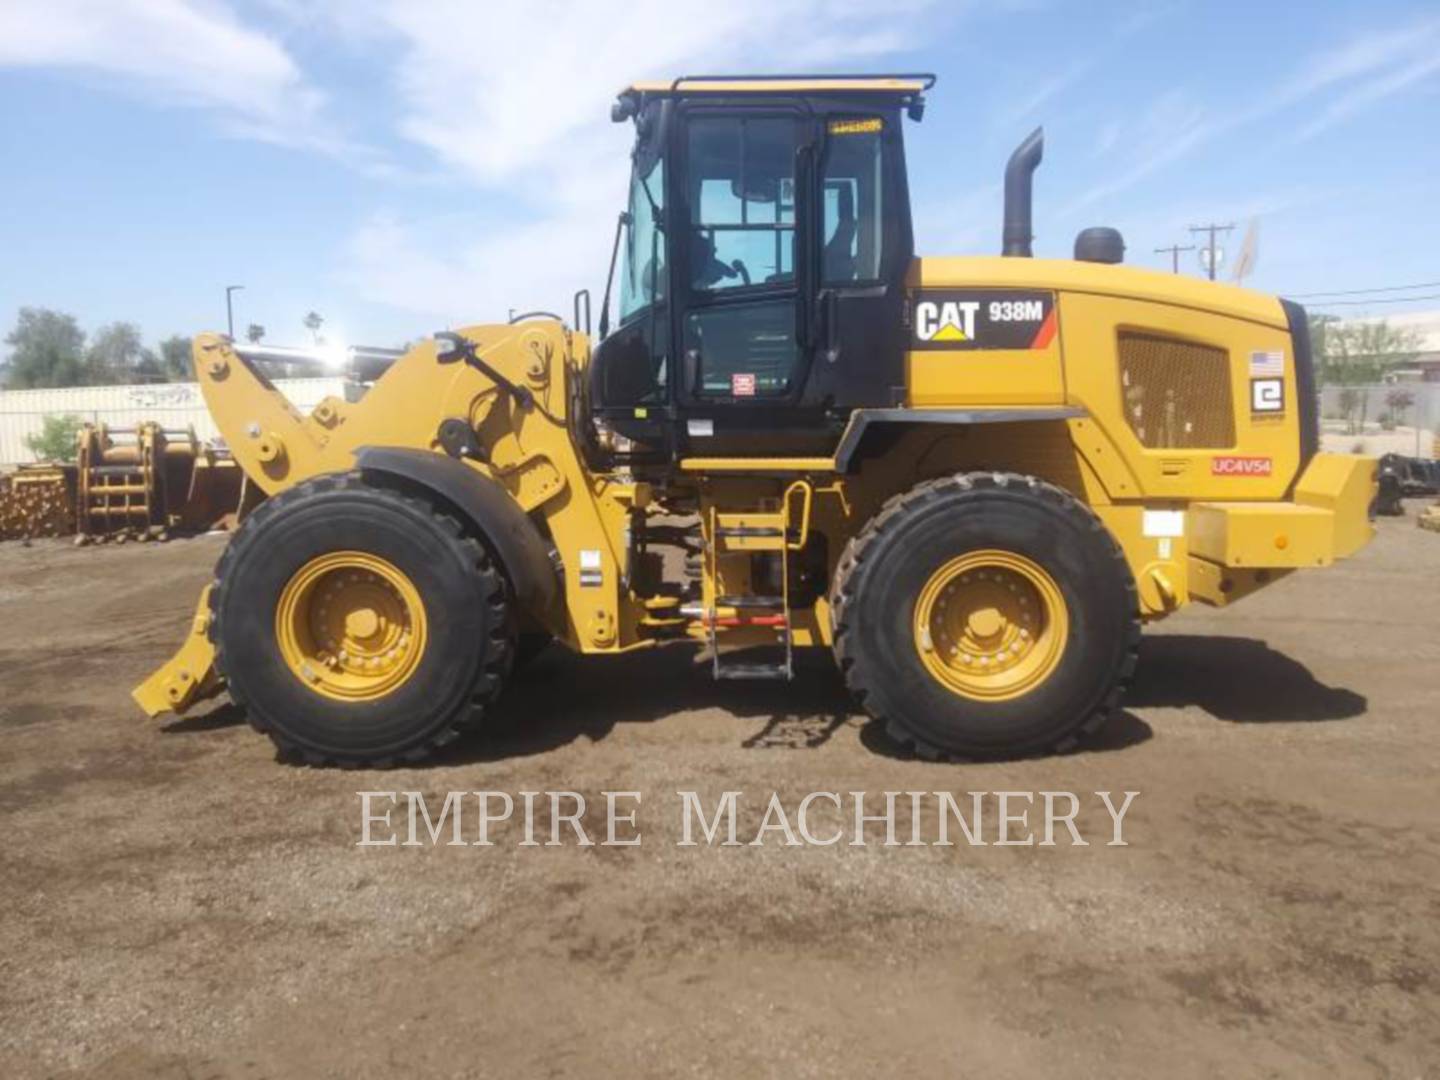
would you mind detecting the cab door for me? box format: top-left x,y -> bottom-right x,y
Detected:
809,110 -> 911,408
673,109 -> 813,411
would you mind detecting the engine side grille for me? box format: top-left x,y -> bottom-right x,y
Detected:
1118,333 -> 1235,449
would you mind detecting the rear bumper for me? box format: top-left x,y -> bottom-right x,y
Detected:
1187,452 -> 1375,605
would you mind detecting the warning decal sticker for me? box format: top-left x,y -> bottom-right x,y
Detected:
910,290 -> 1057,351
828,117 -> 884,135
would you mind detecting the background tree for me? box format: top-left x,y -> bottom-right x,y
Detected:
1337,387 -> 1363,435
1319,319 -> 1421,433
1320,319 -> 1421,387
157,335 -> 193,381
84,321 -> 157,384
246,323 -> 266,344
1307,313 -> 1338,385
303,311 -> 324,344
1383,386 -> 1416,431
2,307 -> 86,388
23,414 -> 84,463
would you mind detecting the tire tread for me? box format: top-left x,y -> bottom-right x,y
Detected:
830,471 -> 1141,760
209,471 -> 513,767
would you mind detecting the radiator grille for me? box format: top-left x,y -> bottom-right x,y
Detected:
1118,333 -> 1235,449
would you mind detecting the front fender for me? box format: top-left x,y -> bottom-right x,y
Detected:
354,446 -> 559,612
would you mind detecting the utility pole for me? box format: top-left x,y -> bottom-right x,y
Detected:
1154,244 -> 1196,274
1187,223 -> 1233,281
225,284 -> 245,338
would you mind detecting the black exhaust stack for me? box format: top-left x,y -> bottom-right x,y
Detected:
1001,127 -> 1044,257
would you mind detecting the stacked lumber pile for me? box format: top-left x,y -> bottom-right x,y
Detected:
0,465 -> 76,541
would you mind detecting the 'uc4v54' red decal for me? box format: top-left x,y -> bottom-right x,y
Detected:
1211,456 -> 1273,476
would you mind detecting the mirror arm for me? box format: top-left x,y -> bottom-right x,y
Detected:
433,332 -> 534,409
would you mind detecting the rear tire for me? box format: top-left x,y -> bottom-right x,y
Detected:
211,472 -> 513,766
831,472 -> 1139,759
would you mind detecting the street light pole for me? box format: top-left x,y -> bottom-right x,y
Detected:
225,284 -> 245,338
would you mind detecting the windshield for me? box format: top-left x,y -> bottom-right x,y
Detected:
618,155 -> 665,323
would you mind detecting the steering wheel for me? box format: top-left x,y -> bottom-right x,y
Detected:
729,259 -> 751,286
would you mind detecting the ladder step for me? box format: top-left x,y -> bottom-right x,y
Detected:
708,615 -> 787,628
715,525 -> 783,538
715,595 -> 785,609
714,662 -> 792,681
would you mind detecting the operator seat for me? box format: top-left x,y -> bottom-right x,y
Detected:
823,185 -> 858,281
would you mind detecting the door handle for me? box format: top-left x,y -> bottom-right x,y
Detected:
683,347 -> 701,393
819,289 -> 840,364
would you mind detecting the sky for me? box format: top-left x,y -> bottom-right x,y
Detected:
1,0 -> 1438,353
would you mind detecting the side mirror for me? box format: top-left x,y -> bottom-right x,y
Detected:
434,331 -> 466,363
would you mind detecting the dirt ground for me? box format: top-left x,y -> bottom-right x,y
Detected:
1,511 -> 1438,1079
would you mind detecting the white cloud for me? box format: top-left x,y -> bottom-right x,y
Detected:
1061,91 -> 1213,214
1092,118 -> 1122,158
333,0 -> 946,324
1062,15 -> 1440,214
996,58 -> 1094,129
365,0 -> 938,185
0,0 -> 954,328
1279,18 -> 1440,102
0,0 -> 347,153
915,182 -> 1001,257
1294,49 -> 1440,141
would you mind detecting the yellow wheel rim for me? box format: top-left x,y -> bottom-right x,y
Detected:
913,550 -> 1068,702
275,551 -> 428,702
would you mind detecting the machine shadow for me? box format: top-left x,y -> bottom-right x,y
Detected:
857,707 -> 1154,763
1128,634 -> 1367,723
160,633 -> 1365,766
435,643 -> 1151,767
160,702 -> 247,734
437,646 -> 858,765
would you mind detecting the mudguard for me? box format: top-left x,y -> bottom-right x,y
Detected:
355,446 -> 560,612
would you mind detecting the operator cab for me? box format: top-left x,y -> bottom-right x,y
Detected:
589,74 -> 932,460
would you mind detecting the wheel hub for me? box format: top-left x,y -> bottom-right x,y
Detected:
276,552 -> 428,701
914,550 -> 1068,700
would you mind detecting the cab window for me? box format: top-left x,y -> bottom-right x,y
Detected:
686,116 -> 796,292
821,119 -> 885,283
618,156 -> 665,322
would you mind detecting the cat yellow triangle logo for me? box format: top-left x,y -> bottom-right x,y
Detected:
914,299 -> 980,344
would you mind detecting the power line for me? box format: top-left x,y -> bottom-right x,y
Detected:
1289,280 -> 1440,299
1187,222 -> 1233,282
1305,293 -> 1440,307
1154,243 -> 1195,274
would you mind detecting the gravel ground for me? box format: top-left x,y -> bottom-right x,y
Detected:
1,510 -> 1437,1078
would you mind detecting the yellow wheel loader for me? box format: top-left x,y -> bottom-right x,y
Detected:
134,75 -> 1375,766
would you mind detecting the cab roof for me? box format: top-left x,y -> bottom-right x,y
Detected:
623,73 -> 936,96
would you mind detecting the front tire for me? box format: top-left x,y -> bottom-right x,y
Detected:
832,473 -> 1139,759
211,472 -> 513,766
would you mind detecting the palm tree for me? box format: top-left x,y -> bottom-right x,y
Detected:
245,323 -> 265,344
303,311 -> 324,344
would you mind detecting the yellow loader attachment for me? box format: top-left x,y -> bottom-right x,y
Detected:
132,586 -> 223,717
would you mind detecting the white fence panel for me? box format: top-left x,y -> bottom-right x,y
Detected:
0,378 -> 347,464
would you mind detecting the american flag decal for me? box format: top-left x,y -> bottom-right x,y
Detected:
1250,350 -> 1284,377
